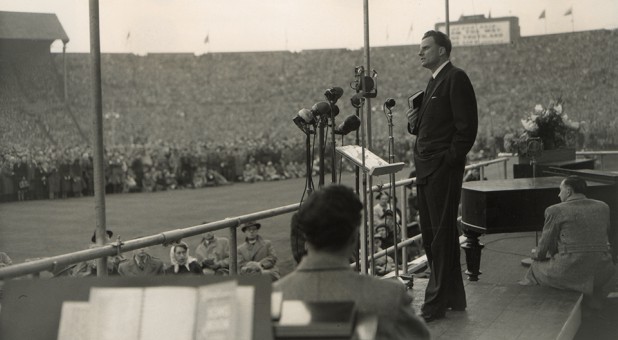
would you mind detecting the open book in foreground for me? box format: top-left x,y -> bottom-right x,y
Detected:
57,279 -> 254,340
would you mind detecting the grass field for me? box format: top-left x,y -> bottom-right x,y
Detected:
1,156 -> 611,278
1,165 -> 437,277
0,174 -> 311,277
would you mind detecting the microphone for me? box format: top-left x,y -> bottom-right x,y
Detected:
350,93 -> 365,108
293,108 -> 316,134
384,98 -> 396,110
334,114 -> 361,135
297,108 -> 315,124
311,101 -> 331,116
324,87 -> 344,103
311,101 -> 339,118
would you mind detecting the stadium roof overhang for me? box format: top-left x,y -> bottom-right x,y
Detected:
0,11 -> 69,44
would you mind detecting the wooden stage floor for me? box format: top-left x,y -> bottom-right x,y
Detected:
407,232 -> 618,340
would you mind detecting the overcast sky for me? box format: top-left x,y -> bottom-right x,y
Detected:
1,0 -> 616,54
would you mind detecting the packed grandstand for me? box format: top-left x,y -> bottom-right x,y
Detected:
1,18 -> 617,201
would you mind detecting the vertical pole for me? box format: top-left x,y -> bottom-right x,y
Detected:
62,43 -> 68,104
230,226 -> 238,274
359,104 -> 368,275
330,107 -> 337,184
89,0 -> 108,276
400,185 -> 408,274
445,0 -> 450,36
503,159 -> 508,179
363,0 -> 372,149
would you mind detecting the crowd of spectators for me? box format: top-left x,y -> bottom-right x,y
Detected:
1,29 -> 617,204
0,138 -> 307,202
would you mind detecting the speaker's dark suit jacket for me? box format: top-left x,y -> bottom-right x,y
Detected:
408,62 -> 478,181
408,61 -> 478,315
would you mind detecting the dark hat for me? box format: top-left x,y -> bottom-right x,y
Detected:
241,221 -> 261,232
374,223 -> 389,233
91,230 -> 113,243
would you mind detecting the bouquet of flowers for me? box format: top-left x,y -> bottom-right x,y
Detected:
504,98 -> 582,157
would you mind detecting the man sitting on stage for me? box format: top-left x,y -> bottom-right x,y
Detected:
520,175 -> 616,307
274,184 -> 430,339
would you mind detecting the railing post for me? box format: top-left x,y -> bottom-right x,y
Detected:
480,166 -> 485,181
230,224 -> 238,275
503,159 -> 508,179
400,185 -> 408,274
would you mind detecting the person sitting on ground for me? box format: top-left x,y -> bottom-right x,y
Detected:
118,243 -> 165,276
195,231 -> 230,275
375,223 -> 394,251
70,230 -> 125,277
274,184 -> 430,339
237,221 -> 280,281
519,175 -> 616,308
165,242 -> 202,275
372,234 -> 395,276
0,252 -> 12,268
372,191 -> 392,226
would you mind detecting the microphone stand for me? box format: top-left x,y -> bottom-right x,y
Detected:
304,129 -> 314,195
328,101 -> 337,184
317,116 -> 326,188
384,104 -> 399,277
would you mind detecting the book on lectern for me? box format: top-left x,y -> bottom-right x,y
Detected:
336,145 -> 405,176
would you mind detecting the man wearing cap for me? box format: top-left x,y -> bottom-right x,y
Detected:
70,230 -> 125,277
118,245 -> 165,276
237,221 -> 280,281
195,231 -> 230,275
274,185 -> 430,339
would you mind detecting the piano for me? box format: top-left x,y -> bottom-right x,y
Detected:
460,168 -> 618,281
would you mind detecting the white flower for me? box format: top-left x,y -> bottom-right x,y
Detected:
554,103 -> 563,114
566,120 -> 580,129
534,104 -> 544,113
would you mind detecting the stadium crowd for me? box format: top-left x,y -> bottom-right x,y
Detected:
1,29 -> 616,202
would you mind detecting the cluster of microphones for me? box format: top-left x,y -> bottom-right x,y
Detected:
293,86 -> 396,136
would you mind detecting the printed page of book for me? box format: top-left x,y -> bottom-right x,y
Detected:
236,285 -> 255,340
194,280 -> 238,340
139,286 -> 198,340
57,301 -> 91,340
88,287 -> 144,340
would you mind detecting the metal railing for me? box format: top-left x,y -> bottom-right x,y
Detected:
0,157 -> 510,281
576,150 -> 618,170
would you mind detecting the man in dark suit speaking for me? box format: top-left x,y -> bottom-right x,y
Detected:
406,30 -> 478,322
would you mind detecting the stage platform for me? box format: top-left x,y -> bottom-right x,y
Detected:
407,232 -> 618,340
